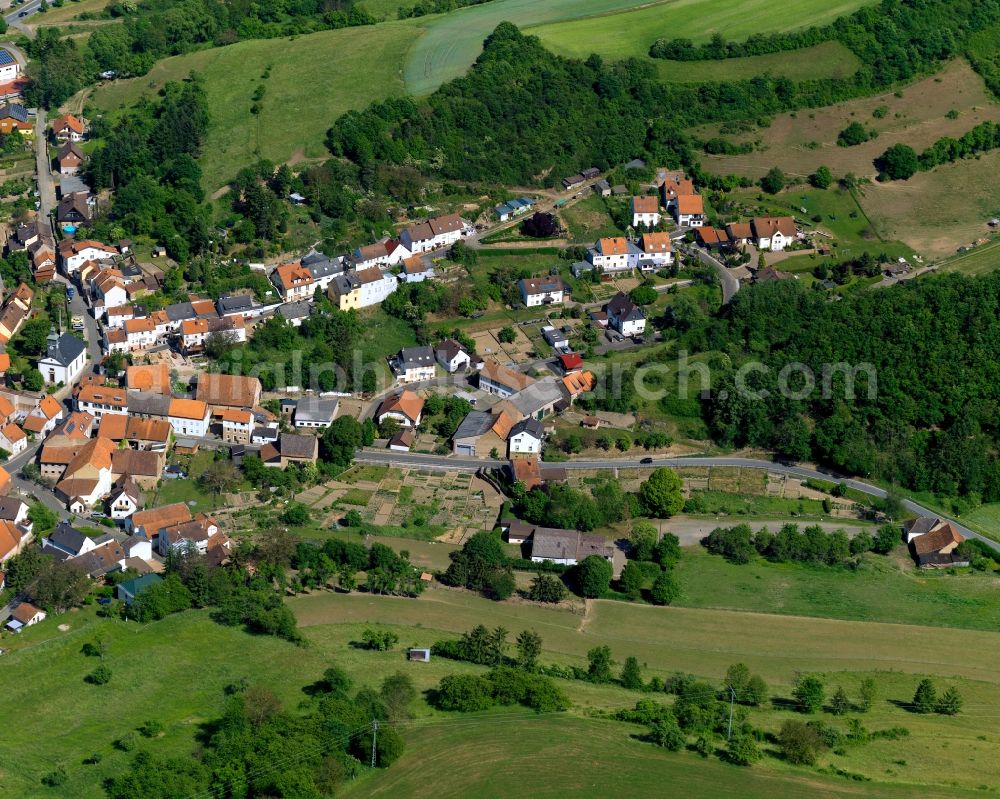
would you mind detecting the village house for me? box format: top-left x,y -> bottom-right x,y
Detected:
293,398 -> 339,430
518,275 -> 565,307
38,330 -> 87,385
52,437 -> 116,509
0,496 -> 30,532
122,317 -> 158,351
271,262 -> 315,303
7,601 -> 46,632
904,518 -> 970,568
104,305 -> 135,329
23,394 -> 66,437
117,573 -> 163,605
605,292 -> 647,338
302,253 -> 349,293
392,346 -> 436,383
561,370 -> 596,403
0,49 -> 19,85
375,390 -> 424,428
673,194 -> 706,227
399,213 -> 465,254
108,475 -> 144,519
726,222 -> 754,246
180,316 -> 246,354
127,502 -> 193,538
478,358 -> 534,398
167,398 -> 210,438
353,238 -> 411,269
75,384 -> 128,419
0,517 -> 31,565
0,103 -> 30,136
751,216 -> 797,251
58,141 -> 84,175
530,527 -> 615,566
112,449 -> 164,491
52,113 -> 85,142
388,428 -> 415,452
509,378 -> 566,420
435,339 -> 471,373
328,267 -> 398,311
399,255 -> 435,283
587,236 -> 640,273
1,421 -> 30,456
452,409 -> 515,457
196,373 -> 262,411
260,433 -> 319,468
57,192 -> 91,229
220,408 -> 253,444
631,195 -> 661,228
60,239 -> 115,275
638,232 -> 673,269
508,417 -> 544,456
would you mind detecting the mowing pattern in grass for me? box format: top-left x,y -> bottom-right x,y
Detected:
527,0 -> 875,61
654,41 -> 860,83
674,547 -> 1000,631
87,23 -> 414,191
402,0 -> 664,96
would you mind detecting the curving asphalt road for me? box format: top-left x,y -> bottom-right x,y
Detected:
353,449 -> 997,552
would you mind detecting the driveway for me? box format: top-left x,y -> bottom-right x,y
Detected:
33,108 -> 55,226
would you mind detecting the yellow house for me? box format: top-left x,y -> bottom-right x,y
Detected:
328,272 -> 363,311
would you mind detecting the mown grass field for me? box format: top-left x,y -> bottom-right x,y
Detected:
340,713 -> 984,799
675,547 -> 1000,631
527,0 -> 873,61
85,23 -> 415,191
401,0 -> 661,96
655,41 -> 860,83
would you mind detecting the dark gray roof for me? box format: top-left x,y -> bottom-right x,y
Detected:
127,390 -> 171,417
301,251 -> 330,267
42,332 -> 86,367
305,258 -> 344,281
606,292 -> 644,322
435,339 -> 467,361
453,411 -> 496,441
510,417 -> 544,439
164,302 -> 196,322
253,426 -> 279,441
217,295 -> 253,313
278,301 -> 311,321
399,346 -> 434,369
531,528 -> 614,562
295,398 -> 338,423
45,521 -> 89,557
0,103 -> 28,122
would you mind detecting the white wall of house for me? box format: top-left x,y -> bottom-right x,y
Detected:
169,413 -> 209,438
508,432 -> 541,455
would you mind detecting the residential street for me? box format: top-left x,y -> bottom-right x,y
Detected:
690,246 -> 740,304
33,108 -> 55,225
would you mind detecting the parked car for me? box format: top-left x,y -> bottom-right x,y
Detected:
163,465 -> 187,480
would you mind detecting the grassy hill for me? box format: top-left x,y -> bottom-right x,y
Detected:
654,41 -> 861,83
4,585 -> 1000,797
86,23 -> 416,192
526,0 -> 874,61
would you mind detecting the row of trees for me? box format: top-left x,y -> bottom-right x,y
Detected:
876,119 -> 1000,181
702,523 -> 900,566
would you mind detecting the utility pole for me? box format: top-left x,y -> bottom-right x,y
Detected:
370,719 -> 378,768
726,685 -> 736,740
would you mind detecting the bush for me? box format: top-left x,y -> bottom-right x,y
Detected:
528,573 -> 566,603
572,555 -> 612,598
837,122 -> 870,147
650,715 -> 686,751
649,570 -> 680,606
727,735 -> 761,765
793,675 -> 825,714
875,144 -> 919,180
86,664 -> 112,685
434,674 -> 495,712
912,678 -> 936,713
778,719 -> 825,765
41,767 -> 68,787
760,167 -> 786,194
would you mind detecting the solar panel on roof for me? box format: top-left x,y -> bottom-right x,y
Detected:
0,50 -> 15,67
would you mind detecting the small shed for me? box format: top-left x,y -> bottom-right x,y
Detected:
408,648 -> 431,662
